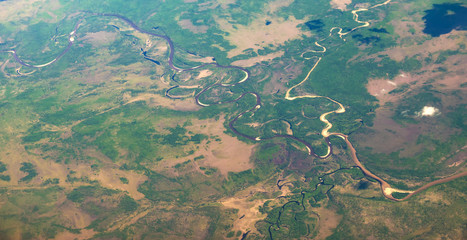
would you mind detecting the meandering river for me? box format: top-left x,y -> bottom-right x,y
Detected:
2,1 -> 465,203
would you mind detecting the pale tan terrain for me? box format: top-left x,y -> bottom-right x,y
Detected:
186,117 -> 255,176
330,0 -> 352,11
0,0 -> 61,23
196,69 -> 213,79
361,10 -> 467,156
231,51 -> 284,67
218,15 -> 310,58
266,0 -> 294,13
366,72 -> 418,105
82,31 -> 119,47
364,52 -> 466,156
385,31 -> 466,62
221,175 -> 281,234
0,139 -> 149,201
0,141 -> 69,186
126,93 -> 201,111
177,19 -> 209,34
91,168 -> 147,200
213,0 -> 308,58
57,201 -> 95,229
52,229 -> 96,240
222,197 -> 268,234
314,206 -> 342,240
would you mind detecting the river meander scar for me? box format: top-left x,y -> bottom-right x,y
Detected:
2,0 -> 465,202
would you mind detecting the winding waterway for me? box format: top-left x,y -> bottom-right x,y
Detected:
2,0 -> 465,205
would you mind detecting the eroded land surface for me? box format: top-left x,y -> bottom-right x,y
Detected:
0,0 -> 465,239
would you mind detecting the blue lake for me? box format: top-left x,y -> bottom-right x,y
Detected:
422,3 -> 467,37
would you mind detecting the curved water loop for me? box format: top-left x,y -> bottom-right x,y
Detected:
1,18 -> 81,69
3,1 -> 465,202
283,0 -> 465,201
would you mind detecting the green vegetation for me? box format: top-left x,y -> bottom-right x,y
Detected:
391,192 -> 409,199
0,0 -> 465,239
226,231 -> 235,238
0,187 -> 64,239
19,162 -> 38,183
0,162 -> 7,173
119,177 -> 129,184
0,162 -> 9,182
329,177 -> 467,239
0,175 -> 10,182
119,195 -> 138,212
42,178 -> 59,185
67,185 -> 118,203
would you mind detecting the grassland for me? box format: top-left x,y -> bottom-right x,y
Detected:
0,0 -> 465,239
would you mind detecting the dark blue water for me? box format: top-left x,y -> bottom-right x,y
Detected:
352,34 -> 380,44
356,180 -> 370,190
369,28 -> 388,33
422,3 -> 467,37
305,19 -> 324,31
145,57 -> 160,65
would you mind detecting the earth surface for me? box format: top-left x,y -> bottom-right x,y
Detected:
0,0 -> 466,239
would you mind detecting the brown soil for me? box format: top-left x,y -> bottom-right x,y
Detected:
221,175 -> 282,234
0,137 -> 148,210
266,0 -> 294,13
81,31 -> 118,47
427,55 -> 467,90
107,199 -> 154,231
178,19 -> 209,34
222,197 -> 268,234
231,51 -> 284,67
360,71 -> 425,153
366,73 -> 417,105
384,30 -> 465,62
126,93 -> 201,111
0,142 -> 31,185
330,0 -> 352,11
57,201 -> 94,229
314,206 -> 342,240
0,0 -> 61,23
390,15 -> 426,44
0,141 -> 70,186
355,108 -> 423,155
152,116 -> 255,177
216,15 -> 310,58
52,229 -> 96,240
70,51 -> 154,85
263,61 -> 304,95
0,86 -> 5,99
91,168 -> 147,200
364,49 -> 466,155
196,69 -> 213,79
185,116 -> 255,176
